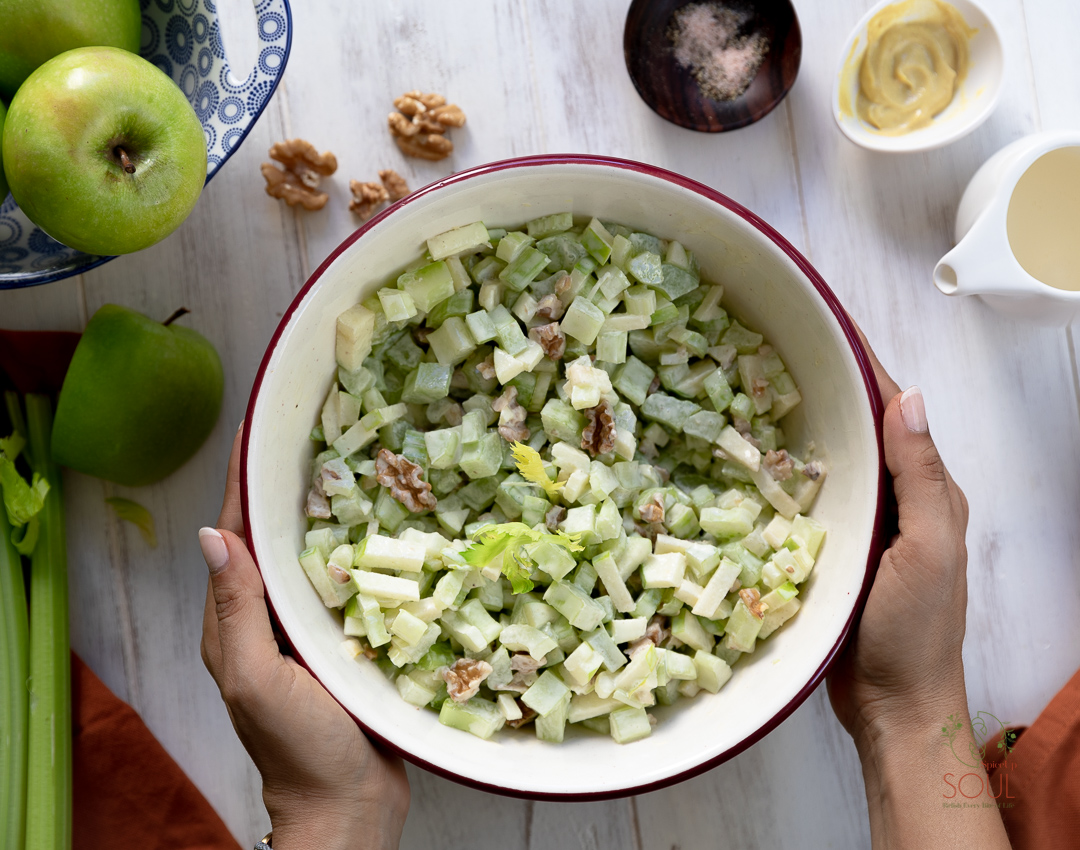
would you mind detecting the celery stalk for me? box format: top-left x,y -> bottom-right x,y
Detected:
0,507 -> 28,849
23,395 -> 71,850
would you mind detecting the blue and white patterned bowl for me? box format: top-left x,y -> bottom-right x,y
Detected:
0,0 -> 292,290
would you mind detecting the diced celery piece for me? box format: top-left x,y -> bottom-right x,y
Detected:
401,362 -> 453,403
790,515 -> 826,557
427,221 -> 491,260
540,398 -> 584,443
471,255 -> 506,284
595,331 -> 628,364
544,581 -> 606,631
625,250 -> 662,286
439,697 -> 505,739
684,410 -> 726,443
378,288 -> 418,323
672,610 -> 714,652
650,263 -> 697,301
641,552 -> 686,589
335,304 -> 375,372
722,320 -> 764,354
527,212 -> 573,239
427,316 -> 477,366
424,427 -> 462,470
640,392 -> 700,431
581,217 -> 614,264
583,626 -> 626,672
499,246 -> 550,291
457,431 -> 502,480
693,650 -> 732,693
397,671 -> 437,707
560,297 -> 606,344
351,570 -> 420,602
535,693 -> 571,742
400,260 -> 456,312
500,624 -> 558,660
521,670 -> 571,716
563,641 -> 604,685
465,310 -> 497,344
427,288 -> 474,327
536,234 -> 587,272
723,598 -> 764,652
355,535 -> 426,572
390,609 -> 429,645
611,234 -> 634,269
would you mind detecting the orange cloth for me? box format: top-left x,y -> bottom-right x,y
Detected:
986,666 -> 1080,849
72,654 -> 242,850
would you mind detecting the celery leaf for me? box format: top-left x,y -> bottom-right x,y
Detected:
510,442 -> 563,499
0,455 -> 49,528
461,521 -> 583,595
106,497 -> 158,548
0,432 -> 26,462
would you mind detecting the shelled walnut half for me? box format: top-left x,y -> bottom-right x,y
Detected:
387,90 -> 466,161
261,139 -> 338,210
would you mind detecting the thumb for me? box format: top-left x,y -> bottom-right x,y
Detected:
883,386 -> 954,541
199,526 -> 280,693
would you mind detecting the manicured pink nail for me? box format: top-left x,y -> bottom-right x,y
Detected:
199,527 -> 229,574
899,386 -> 928,433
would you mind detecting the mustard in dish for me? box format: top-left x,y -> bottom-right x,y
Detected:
841,0 -> 975,135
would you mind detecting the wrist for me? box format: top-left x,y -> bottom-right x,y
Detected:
265,790 -> 408,850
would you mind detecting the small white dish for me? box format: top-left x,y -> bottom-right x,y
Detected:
832,0 -> 1005,153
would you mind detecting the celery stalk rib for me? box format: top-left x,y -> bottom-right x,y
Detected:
0,508 -> 29,850
24,395 -> 71,850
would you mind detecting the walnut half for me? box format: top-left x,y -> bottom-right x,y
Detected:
261,139 -> 337,210
581,399 -> 616,456
348,180 -> 389,221
443,658 -> 493,703
375,448 -> 437,513
387,90 -> 466,161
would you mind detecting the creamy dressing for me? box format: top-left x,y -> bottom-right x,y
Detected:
1007,146 -> 1080,292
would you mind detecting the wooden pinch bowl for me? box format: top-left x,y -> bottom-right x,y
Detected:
624,0 -> 801,132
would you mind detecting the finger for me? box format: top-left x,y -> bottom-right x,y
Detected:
881,387 -> 959,543
201,576 -> 223,680
851,322 -> 901,404
217,424 -> 245,536
198,525 -> 281,701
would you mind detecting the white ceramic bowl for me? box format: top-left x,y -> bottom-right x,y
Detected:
832,0 -> 1005,153
242,155 -> 886,800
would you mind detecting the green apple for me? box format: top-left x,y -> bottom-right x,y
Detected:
2,47 -> 206,256
0,0 -> 141,99
52,304 -> 224,487
0,100 -> 7,200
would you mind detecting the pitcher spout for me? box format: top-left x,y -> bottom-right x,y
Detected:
933,228 -> 1022,298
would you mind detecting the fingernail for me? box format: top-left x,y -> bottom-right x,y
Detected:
237,420 -> 245,433
899,386 -> 928,433
199,527 -> 229,574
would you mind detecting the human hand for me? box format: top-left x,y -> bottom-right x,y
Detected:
200,427 -> 410,850
827,336 -> 971,751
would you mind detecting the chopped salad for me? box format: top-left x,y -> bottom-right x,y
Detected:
298,214 -> 827,743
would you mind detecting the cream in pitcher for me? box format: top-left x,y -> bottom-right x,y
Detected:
934,130 -> 1080,324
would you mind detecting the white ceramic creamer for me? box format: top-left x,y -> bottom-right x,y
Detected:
934,130 -> 1080,325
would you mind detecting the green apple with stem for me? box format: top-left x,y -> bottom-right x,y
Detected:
52,304 -> 224,487
2,46 -> 206,256
0,0 -> 141,99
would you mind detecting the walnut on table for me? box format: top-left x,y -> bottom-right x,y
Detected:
261,139 -> 338,210
375,448 -> 437,513
581,399 -> 616,456
379,169 -> 411,201
387,90 -> 466,161
348,180 -> 389,221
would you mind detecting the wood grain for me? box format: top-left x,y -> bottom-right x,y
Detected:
1,0 -> 1078,847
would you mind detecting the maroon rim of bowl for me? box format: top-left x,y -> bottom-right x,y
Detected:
241,153 -> 887,802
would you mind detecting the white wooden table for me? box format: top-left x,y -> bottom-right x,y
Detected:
4,0 -> 1080,845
